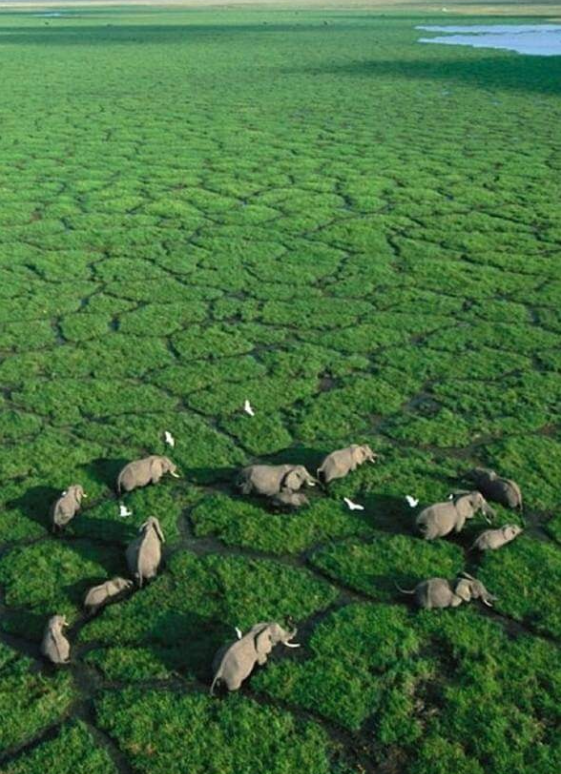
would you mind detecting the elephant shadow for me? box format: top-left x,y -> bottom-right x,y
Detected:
70,513 -> 135,547
8,484 -> 61,530
187,466 -> 238,486
359,492 -> 418,535
1,608 -> 48,645
144,612 -> 230,683
85,457 -> 129,490
265,446 -> 327,472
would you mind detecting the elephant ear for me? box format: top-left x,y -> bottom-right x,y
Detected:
454,579 -> 472,602
283,469 -> 302,490
151,457 -> 164,478
254,626 -> 273,656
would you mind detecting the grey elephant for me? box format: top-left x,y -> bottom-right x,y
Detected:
41,615 -> 70,664
317,443 -> 378,484
84,577 -> 133,616
126,517 -> 165,587
453,572 -> 497,607
416,491 -> 495,540
271,490 -> 310,511
117,455 -> 179,494
465,468 -> 523,511
210,622 -> 300,694
397,578 -> 464,609
397,574 -> 496,609
317,444 -> 378,484
52,485 -> 86,532
471,524 -> 523,552
238,464 -> 316,497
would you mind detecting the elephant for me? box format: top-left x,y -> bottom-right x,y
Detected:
117,456 -> 179,494
238,464 -> 316,497
271,489 -> 310,510
397,573 -> 497,609
52,485 -> 86,532
210,622 -> 300,694
126,517 -> 165,587
416,491 -> 495,540
396,578 -> 464,609
465,468 -> 523,511
41,615 -> 70,664
453,573 -> 497,607
471,524 -> 523,552
84,577 -> 133,616
317,444 -> 378,485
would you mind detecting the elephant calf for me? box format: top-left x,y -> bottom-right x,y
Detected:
84,577 -> 133,616
416,491 -> 494,540
317,444 -> 378,485
471,524 -> 523,552
210,622 -> 300,694
397,573 -> 496,609
52,485 -> 86,532
41,615 -> 71,664
126,517 -> 165,587
466,468 -> 523,511
117,455 -> 179,494
271,490 -> 310,511
238,464 -> 316,497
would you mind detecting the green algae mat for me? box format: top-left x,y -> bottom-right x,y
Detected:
0,6 -> 560,773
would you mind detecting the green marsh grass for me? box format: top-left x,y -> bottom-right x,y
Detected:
0,5 -> 559,772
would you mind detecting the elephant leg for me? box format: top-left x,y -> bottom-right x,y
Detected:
454,515 -> 466,533
151,473 -> 162,485
227,676 -> 244,691
257,654 -> 268,666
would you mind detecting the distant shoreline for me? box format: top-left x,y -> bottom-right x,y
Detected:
1,0 -> 561,18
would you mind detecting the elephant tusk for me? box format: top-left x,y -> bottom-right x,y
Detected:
170,472 -> 180,478
482,599 -> 493,607
284,641 -> 301,648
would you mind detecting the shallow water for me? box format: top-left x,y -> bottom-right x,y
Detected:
417,24 -> 561,56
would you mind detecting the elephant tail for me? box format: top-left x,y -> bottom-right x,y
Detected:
210,673 -> 222,696
394,582 -> 415,595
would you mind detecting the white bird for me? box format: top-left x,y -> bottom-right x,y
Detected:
164,430 -> 175,448
119,503 -> 132,518
405,495 -> 419,508
235,627 -> 243,639
344,497 -> 364,511
243,399 -> 255,417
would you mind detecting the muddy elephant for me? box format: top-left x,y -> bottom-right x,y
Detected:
84,577 -> 133,616
52,485 -> 86,532
238,464 -> 316,497
210,622 -> 300,694
416,491 -> 494,540
317,444 -> 378,484
465,468 -> 523,511
41,615 -> 70,664
471,524 -> 523,552
126,517 -> 165,587
117,456 -> 179,494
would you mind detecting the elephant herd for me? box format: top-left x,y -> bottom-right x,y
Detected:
40,446 -> 524,695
